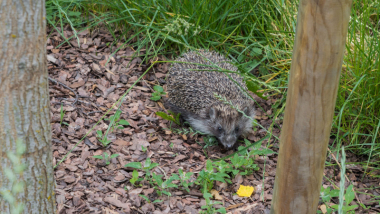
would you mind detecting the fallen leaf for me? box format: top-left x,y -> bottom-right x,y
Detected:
236,185 -> 254,197
210,189 -> 223,200
104,197 -> 130,209
173,154 -> 187,163
155,72 -> 166,78
320,204 -> 327,214
113,139 -> 132,147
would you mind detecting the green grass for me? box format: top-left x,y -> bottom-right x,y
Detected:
46,0 -> 380,169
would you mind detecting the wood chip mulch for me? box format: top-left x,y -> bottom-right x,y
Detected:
48,26 -> 380,214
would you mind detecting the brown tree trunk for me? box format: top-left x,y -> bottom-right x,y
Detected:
270,0 -> 352,213
0,1 -> 56,213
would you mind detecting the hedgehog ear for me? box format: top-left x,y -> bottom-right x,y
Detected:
209,108 -> 216,120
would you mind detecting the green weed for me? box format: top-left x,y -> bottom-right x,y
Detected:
139,194 -> 162,204
171,168 -> 194,193
60,104 -> 69,126
195,160 -> 230,192
93,152 -> 119,165
96,109 -> 130,146
202,136 -> 219,149
125,158 -> 177,196
151,85 -> 166,101
318,147 -> 358,214
200,192 -> 226,214
156,110 -> 181,126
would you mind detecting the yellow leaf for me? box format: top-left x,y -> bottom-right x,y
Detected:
236,185 -> 254,197
210,189 -> 223,200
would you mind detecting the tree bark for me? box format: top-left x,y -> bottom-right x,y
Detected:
0,0 -> 56,213
270,0 -> 352,213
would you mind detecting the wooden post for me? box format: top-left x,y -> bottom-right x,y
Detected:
270,0 -> 352,213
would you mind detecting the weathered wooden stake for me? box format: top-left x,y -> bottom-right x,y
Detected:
270,0 -> 352,213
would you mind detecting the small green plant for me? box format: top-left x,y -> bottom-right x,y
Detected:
318,147 -> 358,214
172,168 -> 194,192
151,173 -> 178,196
211,160 -> 232,183
195,160 -> 230,192
60,104 -> 69,126
0,139 -> 27,214
93,152 -> 119,165
96,130 -> 111,146
229,153 -> 259,176
151,85 -> 166,101
125,158 -> 159,174
318,186 -> 340,214
318,185 -> 357,214
320,186 -> 340,204
97,109 -> 130,146
129,170 -> 142,186
200,192 -> 226,214
141,145 -> 147,152
156,110 -> 181,126
125,158 -> 159,186
125,158 -> 179,196
212,139 -> 274,177
202,136 -> 218,149
139,194 -> 162,203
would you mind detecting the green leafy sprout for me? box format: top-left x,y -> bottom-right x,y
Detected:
156,110 -> 181,126
93,152 -> 119,165
60,103 -> 69,126
97,109 -> 130,147
151,85 -> 166,101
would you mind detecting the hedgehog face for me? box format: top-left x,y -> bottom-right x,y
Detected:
207,105 -> 254,150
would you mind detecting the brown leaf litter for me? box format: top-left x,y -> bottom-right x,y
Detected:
48,26 -> 380,214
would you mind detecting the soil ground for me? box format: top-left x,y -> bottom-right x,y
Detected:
48,27 -> 380,214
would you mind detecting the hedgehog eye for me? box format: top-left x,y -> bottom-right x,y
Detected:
218,126 -> 223,132
235,127 -> 239,132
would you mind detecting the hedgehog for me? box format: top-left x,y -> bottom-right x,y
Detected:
166,50 -> 255,150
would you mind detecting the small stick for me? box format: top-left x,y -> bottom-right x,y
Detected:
226,203 -> 245,210
85,111 -> 103,115
48,77 -> 78,106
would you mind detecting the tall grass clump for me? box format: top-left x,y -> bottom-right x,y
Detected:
334,0 -> 380,160
46,0 -> 292,89
45,0 -> 380,167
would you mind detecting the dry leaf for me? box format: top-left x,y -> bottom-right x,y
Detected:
210,189 -> 223,200
320,204 -> 327,214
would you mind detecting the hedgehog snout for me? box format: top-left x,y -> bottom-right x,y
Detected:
219,134 -> 237,150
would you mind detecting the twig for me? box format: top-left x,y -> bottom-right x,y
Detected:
226,203 -> 244,210
48,77 -> 78,105
86,111 -> 103,115
50,101 -> 72,106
